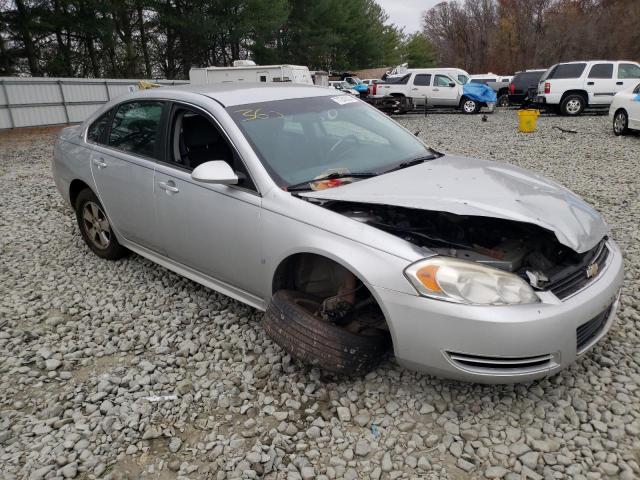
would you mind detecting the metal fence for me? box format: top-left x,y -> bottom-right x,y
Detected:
0,77 -> 189,129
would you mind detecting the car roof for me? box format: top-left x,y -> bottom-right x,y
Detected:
132,82 -> 338,107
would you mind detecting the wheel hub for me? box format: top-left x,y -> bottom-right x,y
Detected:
82,201 -> 111,249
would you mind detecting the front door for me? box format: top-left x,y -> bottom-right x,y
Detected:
90,100 -> 165,253
585,63 -> 616,105
430,74 -> 460,106
154,104 -> 263,296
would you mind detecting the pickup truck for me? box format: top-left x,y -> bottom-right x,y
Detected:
370,70 -> 489,114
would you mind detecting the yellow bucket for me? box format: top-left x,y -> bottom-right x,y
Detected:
517,109 -> 540,133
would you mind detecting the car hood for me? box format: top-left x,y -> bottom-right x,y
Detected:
301,155 -> 608,253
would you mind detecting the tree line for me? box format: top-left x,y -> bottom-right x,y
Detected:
423,0 -> 640,74
0,0 -> 436,79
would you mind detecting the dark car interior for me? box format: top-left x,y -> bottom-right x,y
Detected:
170,109 -> 254,190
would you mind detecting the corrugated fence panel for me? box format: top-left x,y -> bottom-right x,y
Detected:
0,77 -> 189,129
62,82 -> 109,103
0,109 -> 11,129
67,103 -> 102,123
7,81 -> 63,105
107,83 -> 138,99
11,105 -> 67,128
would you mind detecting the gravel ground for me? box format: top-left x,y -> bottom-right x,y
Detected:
1,111 -> 639,480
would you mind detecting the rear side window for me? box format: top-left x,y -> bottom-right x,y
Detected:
108,101 -> 164,159
87,111 -> 111,144
618,63 -> 640,79
386,74 -> 411,85
413,74 -> 431,86
548,63 -> 587,79
519,72 -> 543,85
588,63 -> 613,79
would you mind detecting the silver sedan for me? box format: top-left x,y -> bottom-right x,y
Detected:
53,83 -> 623,383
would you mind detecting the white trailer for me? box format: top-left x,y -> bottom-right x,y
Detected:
189,62 -> 313,85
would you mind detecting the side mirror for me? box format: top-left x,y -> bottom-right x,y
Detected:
448,82 -> 456,87
191,160 -> 238,185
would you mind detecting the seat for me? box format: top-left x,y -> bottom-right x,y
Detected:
181,114 -> 232,170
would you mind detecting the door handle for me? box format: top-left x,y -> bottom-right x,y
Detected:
158,181 -> 179,194
616,81 -> 624,85
587,81 -> 594,85
411,88 -> 419,90
92,157 -> 107,169
433,88 -> 440,91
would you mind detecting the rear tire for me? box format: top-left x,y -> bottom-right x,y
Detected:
497,94 -> 510,107
460,97 -> 480,114
560,94 -> 585,116
74,188 -> 128,260
613,109 -> 629,136
263,290 -> 390,376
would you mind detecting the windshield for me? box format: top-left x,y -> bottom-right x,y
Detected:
227,96 -> 430,188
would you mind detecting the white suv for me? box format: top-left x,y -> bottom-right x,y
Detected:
535,60 -> 640,115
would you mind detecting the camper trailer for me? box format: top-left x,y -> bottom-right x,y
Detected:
189,60 -> 313,85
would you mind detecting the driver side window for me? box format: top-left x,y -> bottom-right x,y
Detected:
168,106 -> 256,191
434,75 -> 452,87
108,101 -> 164,159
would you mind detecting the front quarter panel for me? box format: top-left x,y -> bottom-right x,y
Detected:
260,191 -> 424,298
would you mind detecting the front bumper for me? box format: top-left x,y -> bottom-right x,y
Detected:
373,239 -> 624,383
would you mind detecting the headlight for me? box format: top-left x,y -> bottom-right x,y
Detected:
404,256 -> 539,305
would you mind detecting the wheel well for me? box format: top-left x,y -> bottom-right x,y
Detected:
69,179 -> 91,210
561,90 -> 588,103
271,253 -> 389,330
497,88 -> 508,96
614,107 -> 627,117
389,93 -> 405,97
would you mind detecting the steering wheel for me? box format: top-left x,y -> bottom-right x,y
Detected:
327,134 -> 360,159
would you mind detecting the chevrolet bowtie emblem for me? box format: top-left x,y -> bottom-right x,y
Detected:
586,263 -> 599,278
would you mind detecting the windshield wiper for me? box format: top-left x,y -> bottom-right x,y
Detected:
286,172 -> 377,192
381,154 -> 438,175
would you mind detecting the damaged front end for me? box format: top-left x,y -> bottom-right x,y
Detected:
324,201 -> 609,300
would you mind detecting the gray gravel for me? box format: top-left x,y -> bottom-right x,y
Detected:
1,111 -> 639,480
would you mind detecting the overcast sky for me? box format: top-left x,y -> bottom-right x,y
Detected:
377,0 -> 446,33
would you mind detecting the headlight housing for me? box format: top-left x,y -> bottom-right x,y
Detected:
405,256 -> 539,305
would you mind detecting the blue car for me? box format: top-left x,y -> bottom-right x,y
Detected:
343,76 -> 369,94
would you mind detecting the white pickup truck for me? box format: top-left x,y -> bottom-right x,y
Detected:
370,69 -> 487,113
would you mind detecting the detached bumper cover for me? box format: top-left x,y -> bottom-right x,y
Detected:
374,239 -> 624,383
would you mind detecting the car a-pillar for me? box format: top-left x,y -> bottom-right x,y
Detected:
264,253 -> 391,375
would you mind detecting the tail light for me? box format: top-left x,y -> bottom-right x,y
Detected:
544,82 -> 550,94
508,82 -> 515,94
372,83 -> 377,95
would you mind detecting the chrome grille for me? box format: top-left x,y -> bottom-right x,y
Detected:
446,351 -> 555,375
547,240 -> 609,300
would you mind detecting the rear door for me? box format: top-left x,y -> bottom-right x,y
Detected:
430,74 -> 459,106
585,63 -> 616,105
90,100 -> 166,253
410,73 -> 431,106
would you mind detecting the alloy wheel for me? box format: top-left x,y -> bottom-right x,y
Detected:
463,100 -> 476,113
82,201 -> 111,249
614,112 -> 627,134
565,99 -> 582,114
